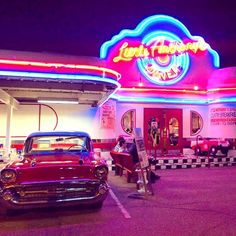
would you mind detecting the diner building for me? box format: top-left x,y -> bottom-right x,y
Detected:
0,15 -> 236,164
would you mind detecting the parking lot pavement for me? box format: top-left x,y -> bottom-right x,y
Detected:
0,166 -> 235,236
108,167 -> 236,236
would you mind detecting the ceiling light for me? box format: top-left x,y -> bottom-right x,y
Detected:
37,99 -> 79,104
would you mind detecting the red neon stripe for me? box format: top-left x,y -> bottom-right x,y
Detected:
0,59 -> 120,79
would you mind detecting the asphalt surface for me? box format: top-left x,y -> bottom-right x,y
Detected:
0,166 -> 236,236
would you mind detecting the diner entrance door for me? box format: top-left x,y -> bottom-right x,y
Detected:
144,108 -> 183,157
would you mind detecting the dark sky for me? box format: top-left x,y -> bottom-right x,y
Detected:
0,0 -> 235,68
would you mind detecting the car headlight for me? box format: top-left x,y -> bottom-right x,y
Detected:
1,169 -> 17,183
94,166 -> 108,180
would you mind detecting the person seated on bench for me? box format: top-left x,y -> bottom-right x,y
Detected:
114,136 -> 127,152
126,139 -> 139,164
127,139 -> 160,183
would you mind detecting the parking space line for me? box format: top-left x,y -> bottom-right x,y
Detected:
109,189 -> 131,219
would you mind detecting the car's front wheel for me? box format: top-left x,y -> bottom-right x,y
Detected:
0,205 -> 13,217
194,146 -> 202,156
90,201 -> 103,210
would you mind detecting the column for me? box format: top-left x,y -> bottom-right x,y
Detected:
5,104 -> 13,161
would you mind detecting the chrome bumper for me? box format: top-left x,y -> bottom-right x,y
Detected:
0,179 -> 109,209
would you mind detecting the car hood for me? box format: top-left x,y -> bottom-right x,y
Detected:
3,153 -> 103,184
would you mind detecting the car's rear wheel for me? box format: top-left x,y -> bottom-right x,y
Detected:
210,146 -> 218,156
220,147 -> 229,156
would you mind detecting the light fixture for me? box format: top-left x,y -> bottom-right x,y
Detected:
138,76 -> 143,87
37,98 -> 79,104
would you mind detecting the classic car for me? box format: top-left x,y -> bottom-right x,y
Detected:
191,137 -> 230,156
0,131 -> 109,214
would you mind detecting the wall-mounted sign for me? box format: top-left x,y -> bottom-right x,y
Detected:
101,15 -> 219,86
112,38 -> 208,85
100,103 -> 115,129
209,105 -> 236,139
210,107 -> 236,126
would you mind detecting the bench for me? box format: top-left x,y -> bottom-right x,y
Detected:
110,151 -> 137,183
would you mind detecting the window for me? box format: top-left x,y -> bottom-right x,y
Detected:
121,109 -> 136,134
27,135 -> 89,154
169,117 -> 179,146
190,111 -> 203,136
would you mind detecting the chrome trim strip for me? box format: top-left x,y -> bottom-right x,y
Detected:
12,190 -> 108,205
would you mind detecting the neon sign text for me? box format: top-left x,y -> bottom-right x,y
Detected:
113,39 -> 208,63
145,64 -> 181,81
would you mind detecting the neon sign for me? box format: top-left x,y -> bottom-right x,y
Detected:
113,40 -> 208,63
112,36 -> 208,84
138,32 -> 192,85
100,15 -> 220,86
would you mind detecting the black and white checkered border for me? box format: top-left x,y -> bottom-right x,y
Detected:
108,157 -> 236,171
155,157 -> 236,170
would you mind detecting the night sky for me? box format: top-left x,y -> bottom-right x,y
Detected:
0,0 -> 235,68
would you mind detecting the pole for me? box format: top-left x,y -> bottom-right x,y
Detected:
5,104 -> 13,161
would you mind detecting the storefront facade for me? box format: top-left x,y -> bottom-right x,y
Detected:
101,15 -> 236,156
0,15 -> 236,159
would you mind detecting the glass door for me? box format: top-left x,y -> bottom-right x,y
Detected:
144,108 -> 183,156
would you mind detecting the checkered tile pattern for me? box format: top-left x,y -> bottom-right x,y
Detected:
109,156 -> 236,171
155,157 -> 236,170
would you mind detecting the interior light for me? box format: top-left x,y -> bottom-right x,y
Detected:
37,99 -> 79,104
194,86 -> 199,91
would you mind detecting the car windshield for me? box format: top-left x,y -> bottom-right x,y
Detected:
26,135 -> 89,154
